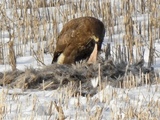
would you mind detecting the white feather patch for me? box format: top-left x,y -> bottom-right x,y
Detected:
57,53 -> 65,64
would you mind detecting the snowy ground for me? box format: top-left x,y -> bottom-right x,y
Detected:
0,83 -> 160,119
0,36 -> 160,119
0,0 -> 160,120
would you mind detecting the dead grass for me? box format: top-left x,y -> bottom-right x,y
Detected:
0,0 -> 159,66
0,83 -> 159,119
0,0 -> 159,119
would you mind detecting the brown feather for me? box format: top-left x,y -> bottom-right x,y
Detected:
52,16 -> 105,64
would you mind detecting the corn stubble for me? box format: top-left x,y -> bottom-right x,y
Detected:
0,0 -> 159,119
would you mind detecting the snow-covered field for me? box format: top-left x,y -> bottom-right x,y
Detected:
0,39 -> 159,119
0,83 -> 160,119
0,0 -> 160,119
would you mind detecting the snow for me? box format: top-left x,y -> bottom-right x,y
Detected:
0,84 -> 160,119
0,0 -> 160,119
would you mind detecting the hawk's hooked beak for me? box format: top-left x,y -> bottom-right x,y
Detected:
87,43 -> 98,64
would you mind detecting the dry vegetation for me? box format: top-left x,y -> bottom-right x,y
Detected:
0,0 -> 160,119
0,0 -> 159,66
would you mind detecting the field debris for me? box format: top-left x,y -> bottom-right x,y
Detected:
0,57 -> 157,96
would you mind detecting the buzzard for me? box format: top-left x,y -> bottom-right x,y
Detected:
52,16 -> 105,64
